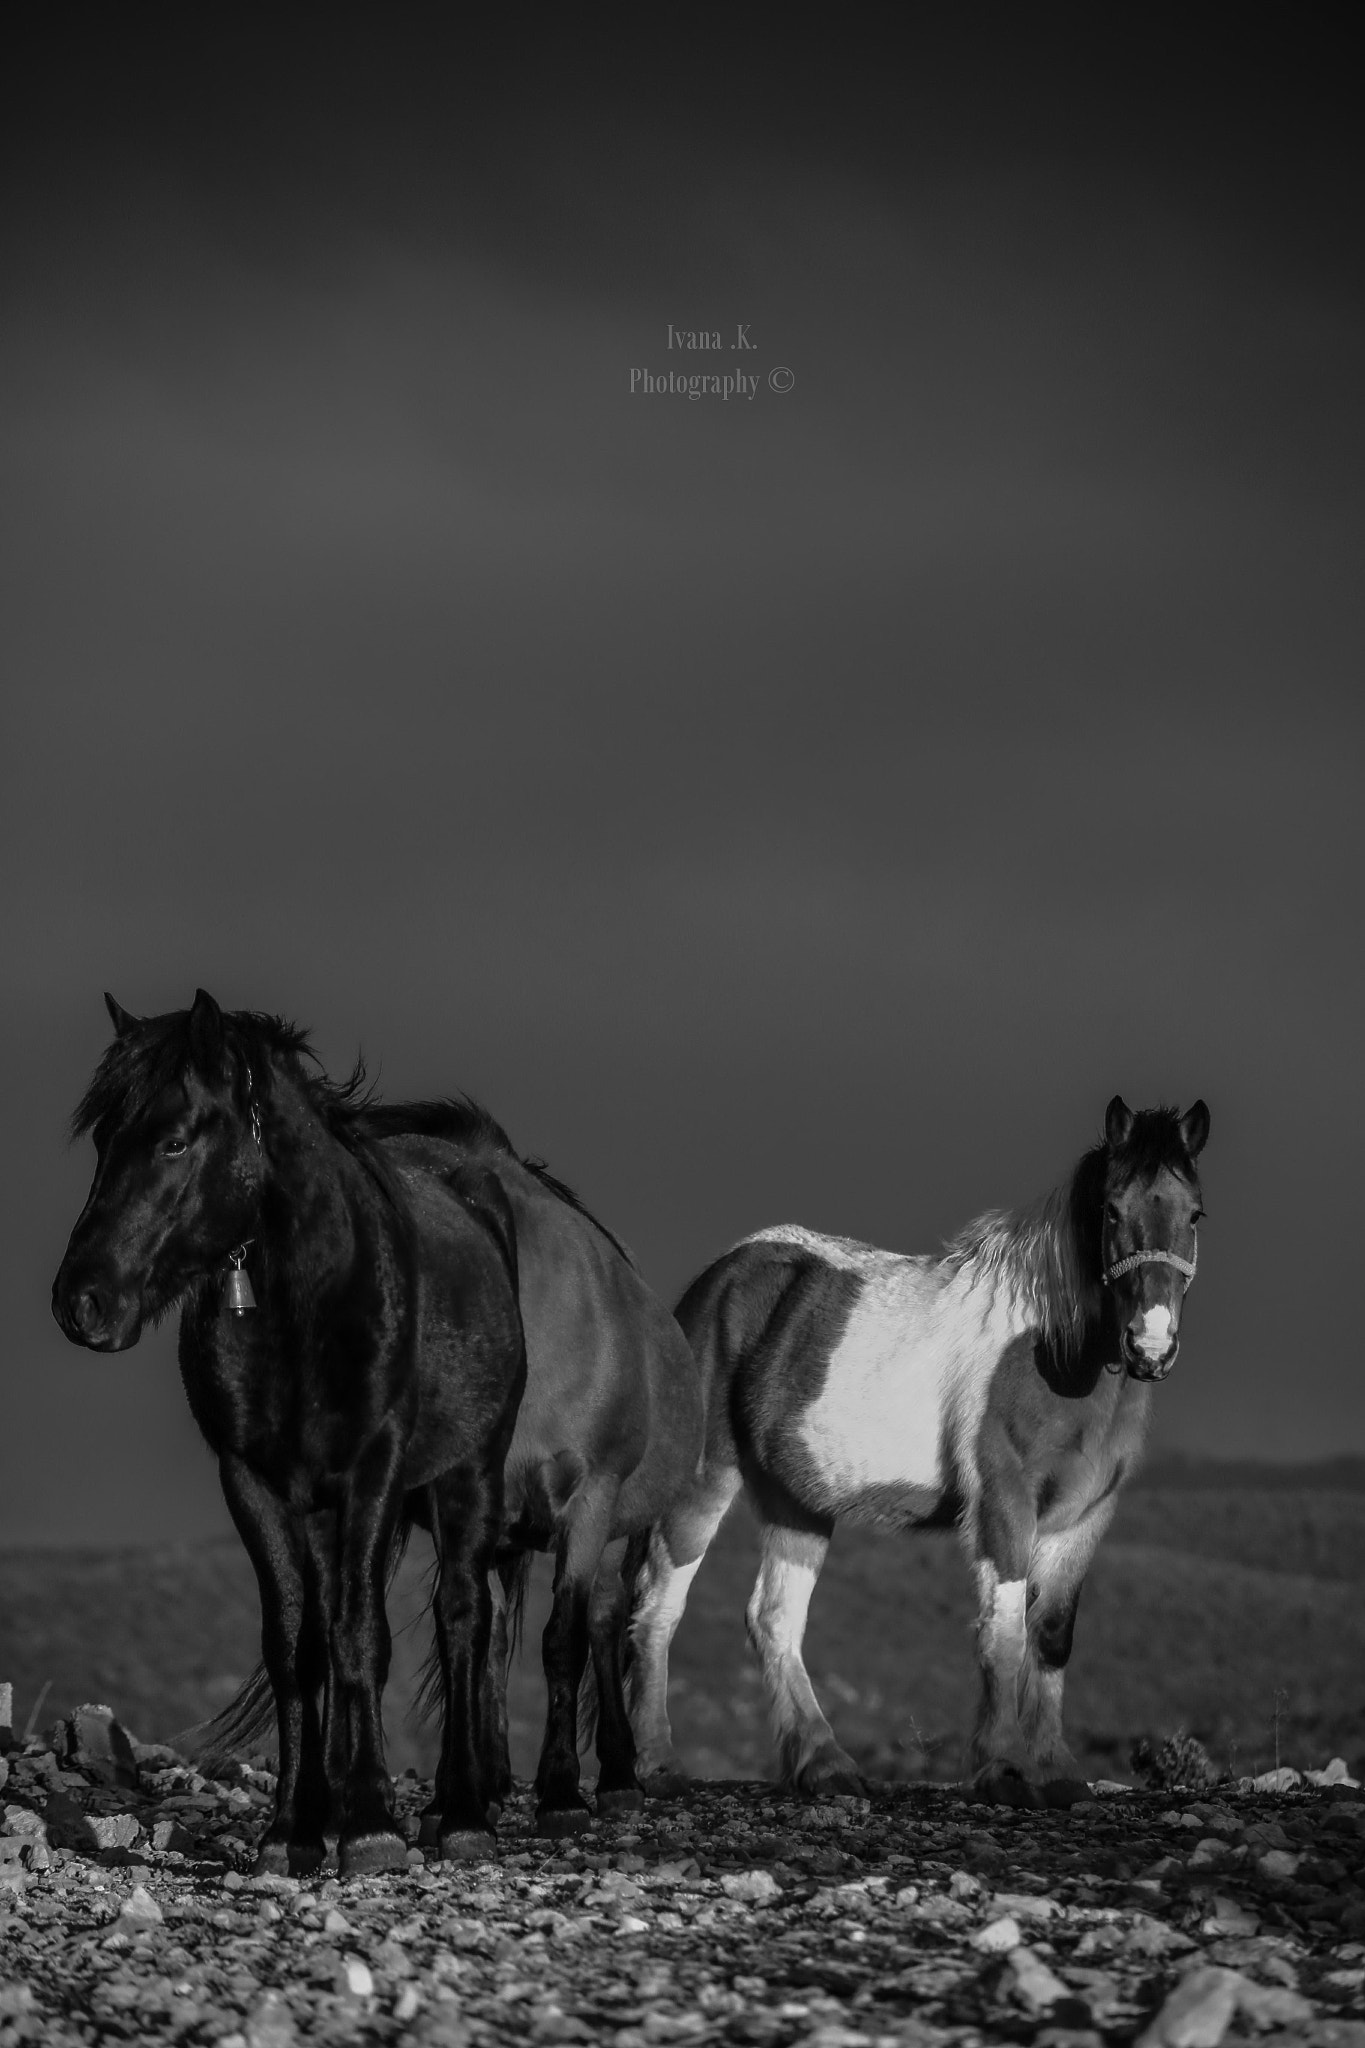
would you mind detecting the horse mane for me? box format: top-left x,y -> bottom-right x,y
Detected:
73,1006 -> 632,1264
70,1009 -> 337,1138
942,1107 -> 1197,1361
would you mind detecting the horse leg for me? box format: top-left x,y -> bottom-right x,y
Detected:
746,1516 -> 861,1797
219,1456 -> 329,1877
1018,1508 -> 1115,1781
629,1460 -> 742,1786
967,1448 -> 1040,1795
332,1421 -> 409,1877
418,1463 -> 503,1862
481,1557 -> 516,1813
534,1482 -> 617,1834
589,1535 -> 644,1815
299,1511 -> 347,1846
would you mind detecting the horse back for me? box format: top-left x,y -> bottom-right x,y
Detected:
376,1135 -> 528,1488
675,1228 -> 960,1531
486,1158 -> 703,1537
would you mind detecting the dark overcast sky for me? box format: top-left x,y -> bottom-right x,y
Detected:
3,16 -> 1362,1542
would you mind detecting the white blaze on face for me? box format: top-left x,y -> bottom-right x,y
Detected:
1134,1304 -> 1173,1356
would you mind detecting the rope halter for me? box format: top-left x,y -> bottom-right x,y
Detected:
1104,1233 -> 1197,1290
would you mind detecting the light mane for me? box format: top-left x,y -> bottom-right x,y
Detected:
943,1178 -> 1095,1354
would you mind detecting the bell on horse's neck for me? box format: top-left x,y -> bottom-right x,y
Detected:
227,1264 -> 257,1314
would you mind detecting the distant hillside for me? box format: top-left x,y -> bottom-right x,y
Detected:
1136,1451 -> 1365,1491
3,1478 -> 1365,1789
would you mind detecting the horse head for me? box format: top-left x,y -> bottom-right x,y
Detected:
1100,1095 -> 1209,1381
52,990 -> 263,1351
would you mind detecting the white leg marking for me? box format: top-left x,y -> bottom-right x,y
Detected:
746,1528 -> 856,1787
973,1562 -> 1031,1769
630,1546 -> 703,1775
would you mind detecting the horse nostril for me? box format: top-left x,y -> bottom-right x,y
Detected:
74,1286 -> 106,1335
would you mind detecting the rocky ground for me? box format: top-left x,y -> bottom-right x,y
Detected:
4,1712 -> 1365,2048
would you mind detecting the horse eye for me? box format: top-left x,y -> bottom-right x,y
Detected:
163,1138 -> 189,1159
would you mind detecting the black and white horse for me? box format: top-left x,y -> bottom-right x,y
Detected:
627,1097 -> 1209,1798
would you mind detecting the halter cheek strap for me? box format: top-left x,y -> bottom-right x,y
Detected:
1104,1233 -> 1198,1289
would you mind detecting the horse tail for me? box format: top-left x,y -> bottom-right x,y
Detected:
501,1550 -> 534,1660
173,1516 -> 417,1768
173,1664 -> 277,1774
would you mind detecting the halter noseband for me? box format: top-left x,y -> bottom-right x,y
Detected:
1104,1234 -> 1197,1289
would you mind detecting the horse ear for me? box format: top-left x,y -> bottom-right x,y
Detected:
1105,1096 -> 1134,1149
104,992 -> 138,1038
1179,1099 -> 1210,1158
188,988 -> 225,1073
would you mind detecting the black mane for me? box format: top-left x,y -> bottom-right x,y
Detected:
1110,1105 -> 1201,1184
73,1008 -> 632,1265
71,1009 -> 327,1138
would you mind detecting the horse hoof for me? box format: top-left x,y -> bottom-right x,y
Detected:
1041,1777 -> 1091,1809
338,1830 -> 408,1876
417,1813 -> 442,1849
283,1843 -> 325,1878
251,1842 -> 291,1878
535,1804 -> 592,1838
484,1801 -> 503,1829
640,1769 -> 689,1801
973,1769 -> 1042,1810
796,1752 -> 867,1801
440,1829 -> 497,1863
596,1787 -> 646,1816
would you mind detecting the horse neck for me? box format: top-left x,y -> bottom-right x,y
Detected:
254,1063 -> 390,1273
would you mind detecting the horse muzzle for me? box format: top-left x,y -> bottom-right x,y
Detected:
1121,1305 -> 1180,1381
51,1267 -> 144,1352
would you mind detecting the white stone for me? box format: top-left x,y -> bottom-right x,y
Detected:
973,1915 -> 1022,1953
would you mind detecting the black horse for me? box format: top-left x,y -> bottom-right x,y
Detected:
53,991 -> 527,1875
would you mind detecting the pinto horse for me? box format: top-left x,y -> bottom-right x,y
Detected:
197,1094 -> 704,1836
53,992 -> 527,1875
627,1097 -> 1209,1799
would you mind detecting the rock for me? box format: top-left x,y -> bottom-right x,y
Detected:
118,1884 -> 163,1925
1251,1767 -> 1303,1794
64,1704 -> 140,1788
1257,1848 -> 1301,1881
1307,1760 -> 1361,1788
1200,1897 -> 1258,1937
1137,1965 -> 1242,2046
719,1869 -> 781,1903
341,1957 -> 374,1998
151,1819 -> 197,1853
991,1891 -> 1059,1921
246,1991 -> 298,2047
973,1914 -> 1022,1953
88,1813 -> 142,1852
1006,1946 -> 1072,2012
1123,1913 -> 1198,1958
1233,1978 -> 1314,2028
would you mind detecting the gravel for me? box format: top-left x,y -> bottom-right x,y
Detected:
4,1729 -> 1365,2046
